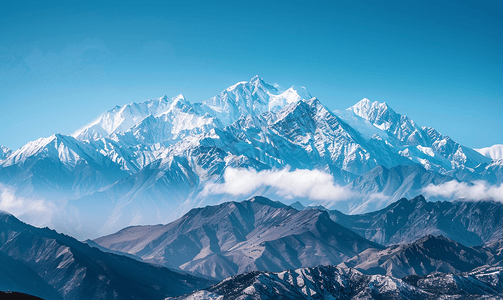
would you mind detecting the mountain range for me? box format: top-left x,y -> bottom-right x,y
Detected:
2,194 -> 503,299
340,235 -> 498,278
94,195 -> 503,280
93,196 -> 382,280
327,195 -> 503,246
169,264 -> 503,300
0,76 -> 501,239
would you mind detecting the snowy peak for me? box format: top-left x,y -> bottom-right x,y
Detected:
2,134 -> 83,167
340,98 -> 491,172
72,95 -> 182,141
349,98 -> 372,118
475,144 -> 503,160
249,74 -> 263,84
201,76 -> 312,125
349,98 -> 399,131
72,76 -> 312,142
0,146 -> 11,160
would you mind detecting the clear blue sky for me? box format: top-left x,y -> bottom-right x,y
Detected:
1,0 -> 501,150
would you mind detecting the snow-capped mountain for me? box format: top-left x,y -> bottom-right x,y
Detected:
94,196 -> 381,280
194,75 -> 312,126
73,75 -> 309,144
0,76 -> 498,238
169,264 -> 503,300
0,134 -> 128,200
336,98 -> 491,173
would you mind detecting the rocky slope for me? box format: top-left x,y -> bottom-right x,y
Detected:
341,235 -> 490,278
329,195 -> 503,246
168,264 -> 503,300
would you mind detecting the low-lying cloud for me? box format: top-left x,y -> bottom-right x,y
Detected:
0,184 -> 56,227
422,180 -> 503,201
202,167 -> 355,202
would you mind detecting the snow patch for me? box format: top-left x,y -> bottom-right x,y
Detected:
417,145 -> 435,157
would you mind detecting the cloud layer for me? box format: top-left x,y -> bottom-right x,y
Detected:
202,167 -> 354,202
0,184 -> 56,227
422,180 -> 503,201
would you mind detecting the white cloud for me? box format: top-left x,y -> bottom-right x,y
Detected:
202,167 -> 355,202
0,184 -> 56,227
422,180 -> 503,201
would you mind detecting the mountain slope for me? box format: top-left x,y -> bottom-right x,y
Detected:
339,98 -> 491,174
329,195 -> 503,246
94,196 -> 382,280
0,251 -> 62,300
341,235 -> 489,278
0,211 -> 214,300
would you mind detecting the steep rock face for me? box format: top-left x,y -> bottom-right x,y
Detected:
341,235 -> 489,278
169,265 -> 503,300
329,195 -> 503,246
0,211 -> 214,300
94,196 -> 381,280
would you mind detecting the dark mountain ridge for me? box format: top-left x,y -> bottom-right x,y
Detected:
0,211 -> 214,300
329,195 -> 503,246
